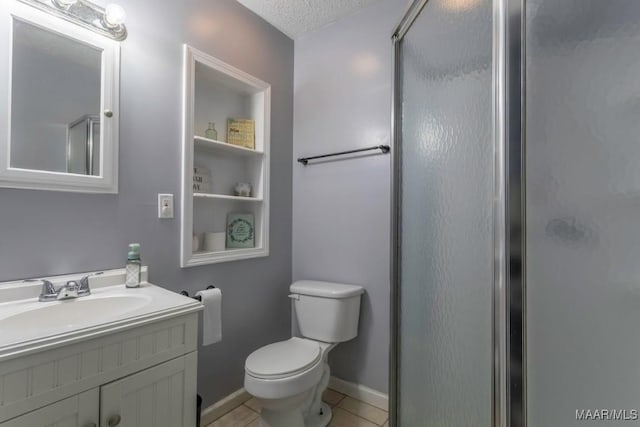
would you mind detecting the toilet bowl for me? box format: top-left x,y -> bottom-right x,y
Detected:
245,338 -> 334,427
244,280 -> 364,427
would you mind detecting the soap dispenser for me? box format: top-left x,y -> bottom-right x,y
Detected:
125,243 -> 141,288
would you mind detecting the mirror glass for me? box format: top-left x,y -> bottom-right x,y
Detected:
10,19 -> 102,175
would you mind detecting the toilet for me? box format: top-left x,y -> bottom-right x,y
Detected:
244,280 -> 364,427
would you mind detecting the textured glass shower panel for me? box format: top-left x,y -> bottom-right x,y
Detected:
526,1 -> 640,425
398,0 -> 493,425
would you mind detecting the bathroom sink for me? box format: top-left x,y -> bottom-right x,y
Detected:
0,294 -> 151,334
0,270 -> 202,356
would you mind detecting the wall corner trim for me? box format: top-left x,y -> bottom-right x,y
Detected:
329,376 -> 389,411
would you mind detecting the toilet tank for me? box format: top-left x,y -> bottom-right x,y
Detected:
290,280 -> 364,343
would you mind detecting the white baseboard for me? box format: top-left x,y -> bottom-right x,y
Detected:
200,387 -> 251,426
329,376 -> 388,411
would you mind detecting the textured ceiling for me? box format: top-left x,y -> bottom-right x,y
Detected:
236,0 -> 382,39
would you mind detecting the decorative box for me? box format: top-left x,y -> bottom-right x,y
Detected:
193,166 -> 211,193
227,118 -> 255,149
226,213 -> 254,248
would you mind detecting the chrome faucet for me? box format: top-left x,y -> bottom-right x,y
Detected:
35,280 -> 56,301
34,275 -> 92,302
55,281 -> 80,300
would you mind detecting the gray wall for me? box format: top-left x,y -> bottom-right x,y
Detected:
0,0 -> 293,407
292,0 -> 402,394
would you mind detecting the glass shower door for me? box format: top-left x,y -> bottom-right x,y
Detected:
396,0 -> 494,424
526,1 -> 640,425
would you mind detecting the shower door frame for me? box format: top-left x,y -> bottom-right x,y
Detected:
389,0 -> 526,426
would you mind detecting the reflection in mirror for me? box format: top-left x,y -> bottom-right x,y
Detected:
67,115 -> 100,175
10,19 -> 102,175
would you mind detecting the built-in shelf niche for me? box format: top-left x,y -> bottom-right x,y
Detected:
181,45 -> 270,267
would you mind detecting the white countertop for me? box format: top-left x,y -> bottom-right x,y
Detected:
0,268 -> 202,360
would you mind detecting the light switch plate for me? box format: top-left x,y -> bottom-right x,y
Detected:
158,194 -> 174,219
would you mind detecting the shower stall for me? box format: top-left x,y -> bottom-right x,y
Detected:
391,0 -> 640,425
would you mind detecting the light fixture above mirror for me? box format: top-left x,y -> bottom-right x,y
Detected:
16,0 -> 127,41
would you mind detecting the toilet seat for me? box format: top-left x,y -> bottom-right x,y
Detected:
246,337 -> 321,379
244,338 -> 325,400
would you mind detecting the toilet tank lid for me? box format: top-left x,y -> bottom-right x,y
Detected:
290,280 -> 364,298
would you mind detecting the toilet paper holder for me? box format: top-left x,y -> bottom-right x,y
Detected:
180,285 -> 216,302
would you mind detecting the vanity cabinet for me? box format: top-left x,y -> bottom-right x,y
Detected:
100,353 -> 196,427
2,353 -> 196,427
0,312 -> 199,427
1,389 -> 98,427
181,45 -> 271,267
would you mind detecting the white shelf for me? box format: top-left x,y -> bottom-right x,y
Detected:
193,193 -> 263,202
194,136 -> 263,156
193,248 -> 248,256
181,45 -> 270,267
189,247 -> 268,266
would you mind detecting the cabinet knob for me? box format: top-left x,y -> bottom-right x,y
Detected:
107,414 -> 121,426
104,110 -> 114,118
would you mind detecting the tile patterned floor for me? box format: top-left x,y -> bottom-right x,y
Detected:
207,388 -> 389,427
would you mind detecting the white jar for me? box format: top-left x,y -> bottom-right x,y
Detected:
234,182 -> 252,197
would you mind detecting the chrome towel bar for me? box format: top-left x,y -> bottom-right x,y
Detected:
297,145 -> 390,165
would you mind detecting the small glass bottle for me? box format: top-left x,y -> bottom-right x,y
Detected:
205,122 -> 218,140
125,243 -> 141,288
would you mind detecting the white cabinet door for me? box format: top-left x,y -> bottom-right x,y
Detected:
100,353 -> 197,427
1,389 -> 98,427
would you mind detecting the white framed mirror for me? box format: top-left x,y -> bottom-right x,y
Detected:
0,1 -> 120,193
